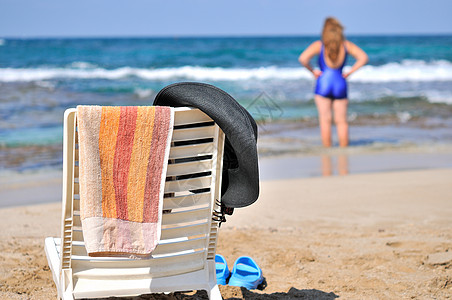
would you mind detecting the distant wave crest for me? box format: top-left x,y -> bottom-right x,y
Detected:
1,60 -> 452,82
353,60 -> 452,82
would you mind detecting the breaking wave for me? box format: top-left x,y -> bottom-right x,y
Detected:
1,60 -> 452,83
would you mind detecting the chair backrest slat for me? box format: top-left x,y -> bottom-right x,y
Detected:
61,107 -> 224,282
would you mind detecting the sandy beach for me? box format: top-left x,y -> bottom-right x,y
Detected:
0,167 -> 451,299
2,3 -> 452,299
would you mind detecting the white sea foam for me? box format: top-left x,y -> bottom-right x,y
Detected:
350,60 -> 452,82
421,90 -> 452,104
0,39 -> 5,46
134,88 -> 153,99
35,80 -> 56,90
396,111 -> 412,123
1,60 -> 452,83
69,61 -> 98,69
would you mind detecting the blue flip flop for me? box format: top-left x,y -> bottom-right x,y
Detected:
228,256 -> 264,290
215,254 -> 230,285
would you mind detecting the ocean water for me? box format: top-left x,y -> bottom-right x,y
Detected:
1,35 -> 452,171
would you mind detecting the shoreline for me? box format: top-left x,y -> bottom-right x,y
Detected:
3,117 -> 452,173
1,168 -> 451,299
1,148 -> 452,208
259,149 -> 452,180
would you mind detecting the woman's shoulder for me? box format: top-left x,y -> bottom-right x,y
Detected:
312,40 -> 322,47
309,40 -> 322,50
344,40 -> 364,54
344,40 -> 358,49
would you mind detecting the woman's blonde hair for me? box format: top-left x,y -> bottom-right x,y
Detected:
322,17 -> 345,63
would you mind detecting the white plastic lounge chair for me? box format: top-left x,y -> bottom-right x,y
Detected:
45,107 -> 225,299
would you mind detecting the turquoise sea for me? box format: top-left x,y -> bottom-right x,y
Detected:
1,35 -> 452,171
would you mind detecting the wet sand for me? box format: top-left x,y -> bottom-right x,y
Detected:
0,168 -> 451,299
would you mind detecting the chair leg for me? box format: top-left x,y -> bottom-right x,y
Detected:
208,284 -> 222,300
61,269 -> 74,300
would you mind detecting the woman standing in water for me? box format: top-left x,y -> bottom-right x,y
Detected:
299,17 -> 368,147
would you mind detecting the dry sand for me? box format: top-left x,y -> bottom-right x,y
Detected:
0,168 -> 451,299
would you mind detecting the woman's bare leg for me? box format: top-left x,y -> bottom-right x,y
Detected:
333,98 -> 349,147
315,95 -> 333,147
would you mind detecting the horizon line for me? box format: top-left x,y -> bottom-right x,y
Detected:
1,32 -> 452,39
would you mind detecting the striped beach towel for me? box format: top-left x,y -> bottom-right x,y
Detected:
77,105 -> 174,257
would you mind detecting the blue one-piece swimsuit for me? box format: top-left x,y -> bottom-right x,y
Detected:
315,44 -> 348,100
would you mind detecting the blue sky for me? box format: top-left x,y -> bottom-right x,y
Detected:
1,0 -> 451,37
